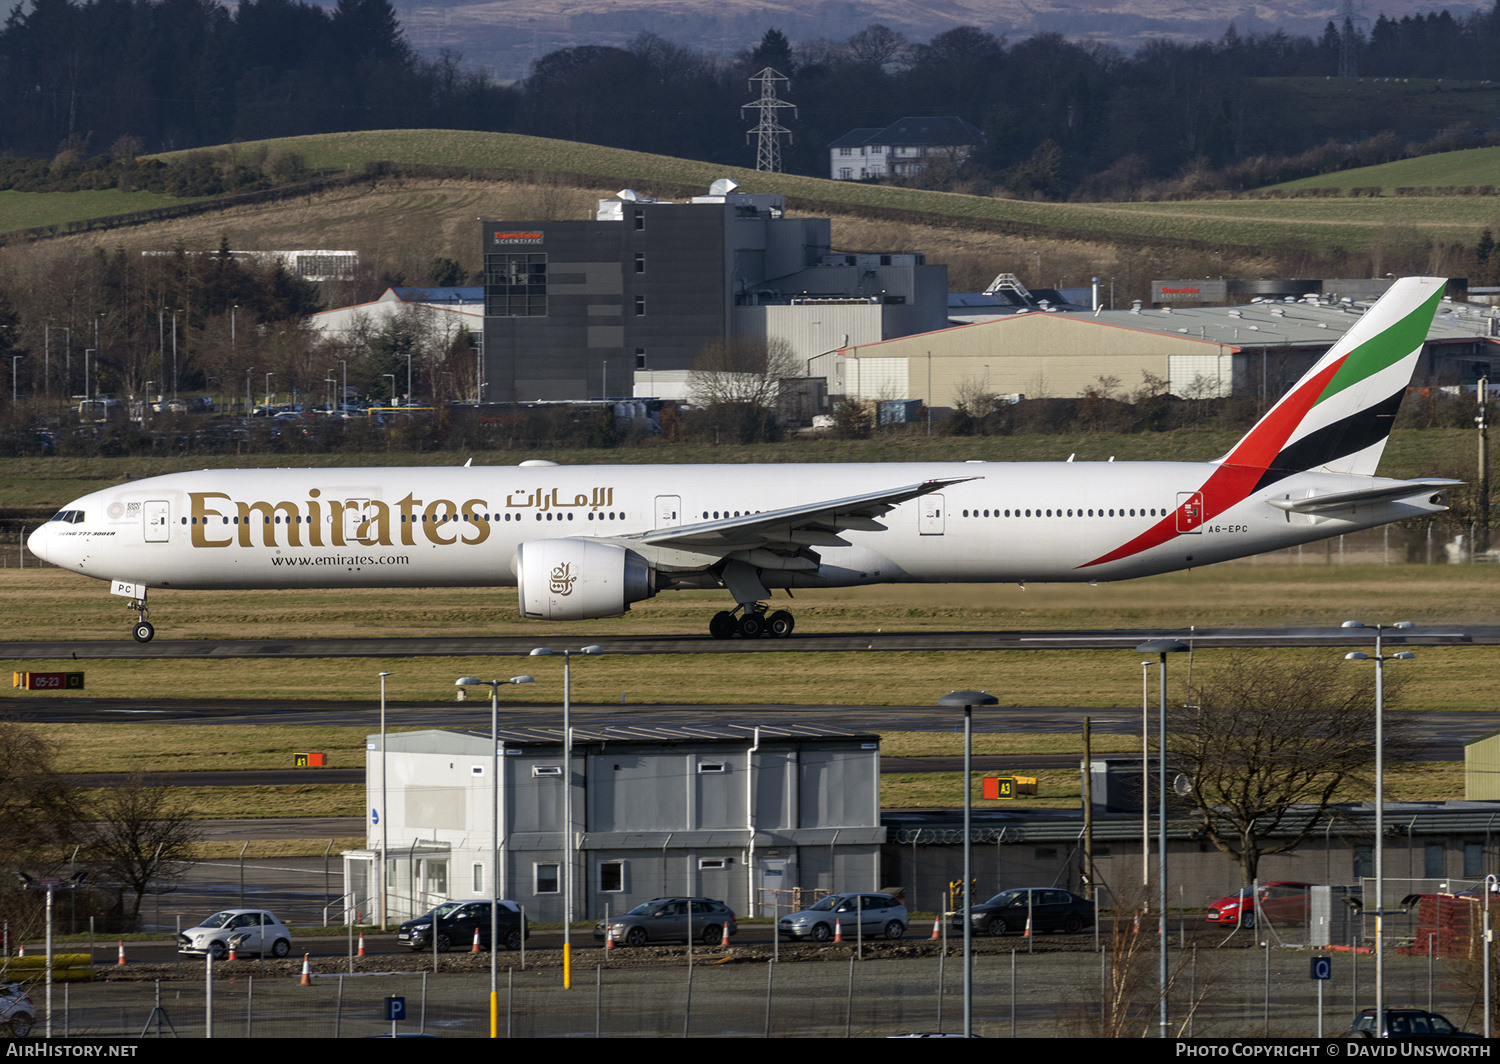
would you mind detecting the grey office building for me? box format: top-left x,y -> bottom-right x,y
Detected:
481,186 -> 948,402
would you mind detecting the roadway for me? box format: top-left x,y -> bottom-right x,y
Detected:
2,624 -> 1492,659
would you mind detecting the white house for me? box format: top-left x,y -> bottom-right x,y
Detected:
829,117 -> 985,181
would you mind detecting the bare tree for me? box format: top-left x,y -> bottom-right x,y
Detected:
688,336 -> 798,407
949,373 -> 993,418
688,337 -> 798,442
87,775 -> 201,923
0,721 -> 83,866
1169,654 -> 1404,886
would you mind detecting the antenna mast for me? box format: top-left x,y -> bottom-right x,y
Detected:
742,67 -> 796,173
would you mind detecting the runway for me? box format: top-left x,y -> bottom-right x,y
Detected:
1,624 -> 1489,659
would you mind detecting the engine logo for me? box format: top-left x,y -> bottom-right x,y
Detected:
549,562 -> 577,596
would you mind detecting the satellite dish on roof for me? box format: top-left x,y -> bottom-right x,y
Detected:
617,189 -> 639,201
709,178 -> 740,196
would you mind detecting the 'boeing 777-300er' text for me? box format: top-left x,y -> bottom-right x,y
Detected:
29,276 -> 1457,643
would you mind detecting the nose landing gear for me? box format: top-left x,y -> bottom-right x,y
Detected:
127,596 -> 154,643
708,603 -> 795,640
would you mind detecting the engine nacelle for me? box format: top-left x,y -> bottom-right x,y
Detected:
514,538 -> 654,620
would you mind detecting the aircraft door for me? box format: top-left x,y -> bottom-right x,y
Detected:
655,495 -> 681,529
344,499 -> 372,542
143,500 -> 170,542
1175,491 -> 1204,534
919,494 -> 945,535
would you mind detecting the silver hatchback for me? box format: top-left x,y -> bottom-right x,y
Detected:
778,893 -> 907,942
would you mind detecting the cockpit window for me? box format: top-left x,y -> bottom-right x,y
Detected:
50,511 -> 84,524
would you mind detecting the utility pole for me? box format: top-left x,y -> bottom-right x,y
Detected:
1479,376 -> 1490,556
742,68 -> 796,173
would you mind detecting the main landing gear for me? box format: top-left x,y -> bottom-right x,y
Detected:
708,603 -> 795,640
128,596 -> 154,643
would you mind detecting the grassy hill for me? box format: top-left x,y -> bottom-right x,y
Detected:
1273,145 -> 1500,194
2,129 -> 1488,258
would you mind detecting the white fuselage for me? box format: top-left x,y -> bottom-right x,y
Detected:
27,460 -> 1442,594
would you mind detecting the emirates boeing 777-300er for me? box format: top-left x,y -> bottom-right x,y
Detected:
29,276 -> 1457,643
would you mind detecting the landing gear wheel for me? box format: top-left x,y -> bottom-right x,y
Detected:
738,612 -> 765,638
132,621 -> 155,643
709,611 -> 737,640
767,610 -> 794,638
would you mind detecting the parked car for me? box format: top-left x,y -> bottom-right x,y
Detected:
592,897 -> 737,947
178,909 -> 293,960
955,888 -> 1095,937
1205,881 -> 1316,928
0,983 -> 35,1038
1349,1008 -> 1481,1038
778,893 -> 907,942
398,900 -> 528,952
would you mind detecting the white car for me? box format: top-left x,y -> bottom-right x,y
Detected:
178,909 -> 293,960
0,983 -> 35,1037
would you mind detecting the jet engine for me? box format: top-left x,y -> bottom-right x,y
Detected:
514,538 -> 655,620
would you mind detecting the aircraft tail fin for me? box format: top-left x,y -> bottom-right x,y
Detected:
1218,276 -> 1446,489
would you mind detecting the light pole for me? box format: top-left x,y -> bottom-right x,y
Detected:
529,645 -> 604,990
1136,638 -> 1188,1040
1343,619 -> 1415,1037
84,349 -> 93,403
455,673 -> 534,1036
264,372 -> 274,410
11,355 -> 22,403
384,374 -> 396,406
377,671 -> 392,934
937,689 -> 998,1039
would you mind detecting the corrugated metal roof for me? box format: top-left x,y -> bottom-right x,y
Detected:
918,296 -> 1499,353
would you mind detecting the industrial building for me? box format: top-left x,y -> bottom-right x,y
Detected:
308,286 -> 482,343
344,723 -> 884,924
812,288 -> 1500,411
479,182 -> 948,403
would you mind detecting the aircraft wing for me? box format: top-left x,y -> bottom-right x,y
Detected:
631,476 -> 977,553
1266,479 -> 1461,515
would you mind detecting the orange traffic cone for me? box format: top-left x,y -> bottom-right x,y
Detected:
299,954 -> 312,986
1023,917 -> 1032,939
471,927 -> 482,953
116,941 -> 127,965
721,923 -> 731,947
357,932 -> 366,957
16,944 -> 23,958
229,942 -> 238,961
833,918 -> 843,943
931,917 -> 941,940
1132,910 -> 1141,934
604,926 -> 614,950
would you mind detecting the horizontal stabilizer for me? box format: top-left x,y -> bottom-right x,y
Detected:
1266,479 -> 1460,515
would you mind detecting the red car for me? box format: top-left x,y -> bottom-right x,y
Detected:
1205,881 -> 1317,928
